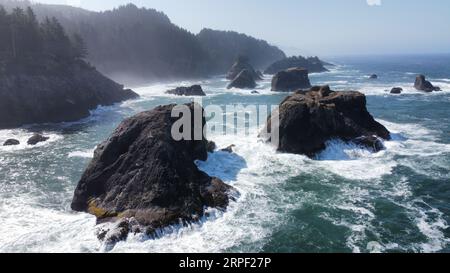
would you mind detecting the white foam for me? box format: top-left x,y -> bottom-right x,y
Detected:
0,129 -> 62,152
68,148 -> 95,158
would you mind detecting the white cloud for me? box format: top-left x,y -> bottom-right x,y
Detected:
367,0 -> 382,6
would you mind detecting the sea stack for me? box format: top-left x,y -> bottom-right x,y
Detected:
166,85 -> 206,96
227,69 -> 257,89
71,103 -> 235,238
264,56 -> 329,74
226,56 -> 262,81
414,75 -> 441,92
271,68 -> 312,92
261,85 -> 391,156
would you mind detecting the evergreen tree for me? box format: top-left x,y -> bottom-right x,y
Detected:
71,32 -> 88,59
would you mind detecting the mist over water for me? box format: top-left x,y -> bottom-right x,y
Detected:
0,55 -> 449,253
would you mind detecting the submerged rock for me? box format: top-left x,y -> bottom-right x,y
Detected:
414,75 -> 441,92
71,103 -> 235,236
3,139 -> 20,146
227,69 -> 257,89
271,68 -> 311,92
369,74 -> 378,79
251,90 -> 260,94
165,85 -> 206,96
353,135 -> 385,152
27,134 -> 49,145
261,86 -> 391,156
226,56 -> 262,81
390,87 -> 403,94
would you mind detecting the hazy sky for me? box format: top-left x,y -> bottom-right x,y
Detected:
34,0 -> 450,56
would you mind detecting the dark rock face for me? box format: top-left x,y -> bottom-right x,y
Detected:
353,136 -> 385,152
261,86 -> 391,156
264,56 -> 328,74
369,74 -> 378,79
3,139 -> 20,146
71,103 -> 235,232
226,56 -> 262,81
220,145 -> 236,153
0,61 -> 139,129
390,87 -> 403,94
207,141 -> 217,153
166,85 -> 206,96
27,134 -> 49,145
271,68 -> 311,92
414,75 -> 441,92
227,70 -> 257,89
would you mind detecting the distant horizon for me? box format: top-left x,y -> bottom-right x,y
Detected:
5,0 -> 450,57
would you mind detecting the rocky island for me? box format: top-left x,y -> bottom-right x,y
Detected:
261,86 -> 391,156
71,103 -> 236,242
264,56 -> 329,74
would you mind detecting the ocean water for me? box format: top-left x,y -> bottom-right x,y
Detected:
0,54 -> 449,253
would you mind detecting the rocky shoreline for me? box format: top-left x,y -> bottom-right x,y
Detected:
0,61 -> 138,129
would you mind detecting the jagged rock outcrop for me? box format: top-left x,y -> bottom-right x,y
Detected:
27,134 -> 49,145
261,86 -> 391,156
271,68 -> 311,92
165,85 -> 206,96
414,75 -> 441,92
226,56 -> 262,81
264,56 -> 328,74
390,87 -> 403,94
71,103 -> 235,236
0,61 -> 139,129
227,70 -> 257,89
3,139 -> 20,146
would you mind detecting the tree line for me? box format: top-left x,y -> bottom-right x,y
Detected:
0,2 -> 286,83
0,5 -> 87,74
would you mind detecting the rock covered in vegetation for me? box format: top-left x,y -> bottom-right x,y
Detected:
271,68 -> 311,92
414,75 -> 441,92
165,85 -> 206,96
71,103 -> 235,235
264,56 -> 328,74
0,7 -> 139,129
261,86 -> 391,156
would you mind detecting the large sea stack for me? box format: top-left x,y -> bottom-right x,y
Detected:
71,103 -> 235,235
414,75 -> 441,92
271,68 -> 312,92
226,56 -> 262,81
227,69 -> 257,89
165,85 -> 206,96
261,86 -> 391,156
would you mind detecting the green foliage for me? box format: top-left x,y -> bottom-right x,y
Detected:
0,5 -> 88,75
